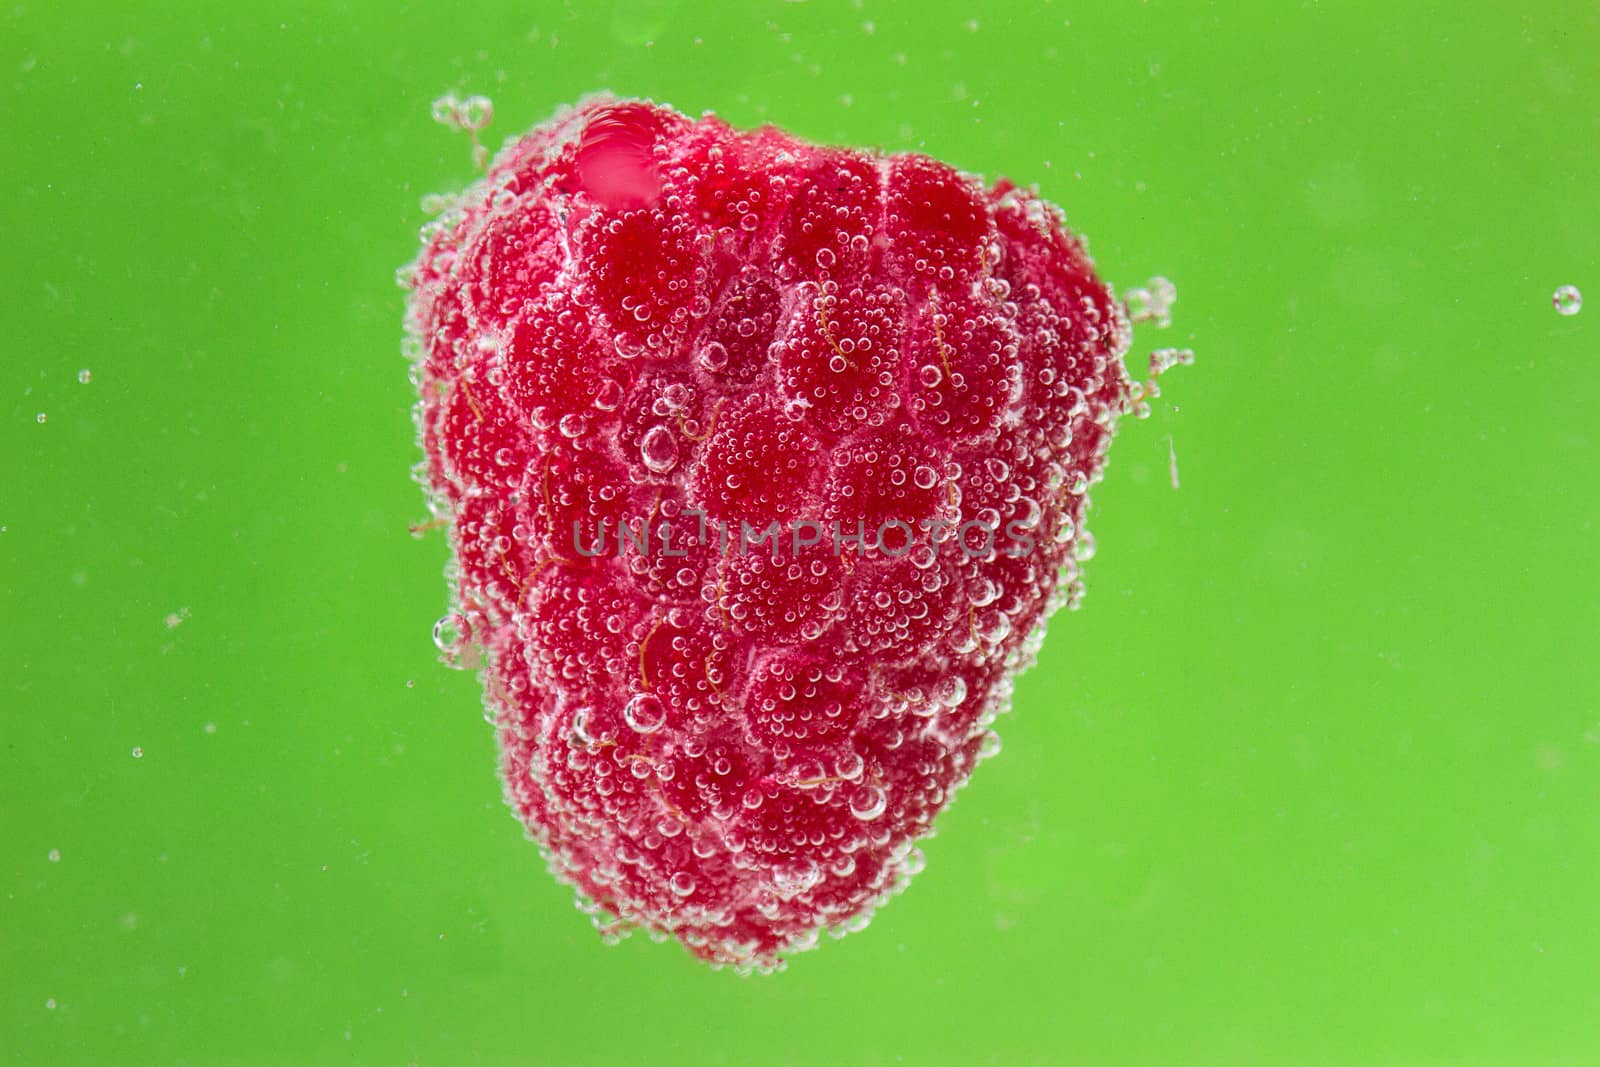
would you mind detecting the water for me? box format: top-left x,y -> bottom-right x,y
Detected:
3,4 -> 1597,1065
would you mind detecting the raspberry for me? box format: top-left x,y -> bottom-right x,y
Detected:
402,95 -> 1146,973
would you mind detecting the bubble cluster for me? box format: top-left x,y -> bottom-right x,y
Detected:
1122,275 -> 1177,328
401,95 -> 1146,972
431,92 -> 493,133
432,92 -> 495,169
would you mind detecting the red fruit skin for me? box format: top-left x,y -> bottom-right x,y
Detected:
403,95 -> 1136,973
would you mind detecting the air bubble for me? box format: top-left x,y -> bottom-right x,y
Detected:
47,848 -> 61,863
432,612 -> 471,661
934,676 -> 967,708
594,378 -> 624,411
698,341 -> 729,372
771,860 -> 821,900
571,706 -> 597,745
131,746 -> 144,759
35,412 -> 46,424
624,692 -> 667,733
918,364 -> 943,388
1553,285 -> 1582,316
77,369 -> 92,384
670,871 -> 696,897
848,783 -> 887,821
640,425 -> 680,474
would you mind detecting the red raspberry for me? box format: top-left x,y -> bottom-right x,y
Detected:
403,95 -> 1142,973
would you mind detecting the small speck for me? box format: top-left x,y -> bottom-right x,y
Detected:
164,607 -> 190,629
77,368 -> 92,384
35,412 -> 47,424
48,848 -> 61,863
406,679 -> 416,689
204,722 -> 217,735
1552,284 -> 1582,316
45,999 -> 57,1011
131,746 -> 144,759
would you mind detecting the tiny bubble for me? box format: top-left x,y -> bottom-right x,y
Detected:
203,722 -> 217,735
46,999 -> 57,1011
131,746 -> 144,758
47,848 -> 61,863
36,412 -> 46,424
77,368 -> 92,384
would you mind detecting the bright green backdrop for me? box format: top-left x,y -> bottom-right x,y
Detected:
3,2 -> 1597,1064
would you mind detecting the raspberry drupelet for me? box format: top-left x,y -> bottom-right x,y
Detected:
403,95 -> 1141,973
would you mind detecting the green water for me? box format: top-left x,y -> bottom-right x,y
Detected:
4,3 -> 1597,1064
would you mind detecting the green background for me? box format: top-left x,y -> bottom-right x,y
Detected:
4,2 -> 1597,1064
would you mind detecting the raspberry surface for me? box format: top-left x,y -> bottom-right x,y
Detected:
402,95 -> 1140,972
